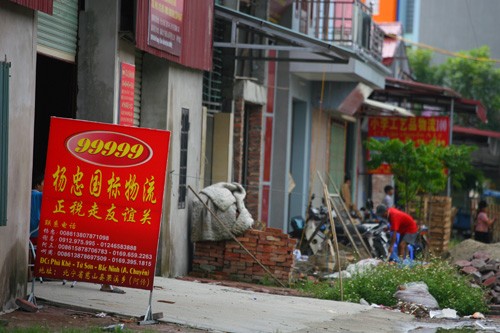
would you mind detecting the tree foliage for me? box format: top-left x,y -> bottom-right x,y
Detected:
408,46 -> 500,129
365,138 -> 478,210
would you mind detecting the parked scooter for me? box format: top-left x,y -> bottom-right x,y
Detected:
385,223 -> 430,261
361,219 -> 391,258
358,199 -> 429,261
289,194 -> 330,255
289,195 -> 389,258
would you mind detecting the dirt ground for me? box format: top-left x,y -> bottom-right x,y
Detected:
0,298 -> 208,332
0,278 -> 305,332
2,239 -> 499,332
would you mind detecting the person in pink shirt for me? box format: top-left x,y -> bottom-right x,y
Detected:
474,200 -> 496,243
376,204 -> 418,259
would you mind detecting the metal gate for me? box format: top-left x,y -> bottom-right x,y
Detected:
133,49 -> 143,127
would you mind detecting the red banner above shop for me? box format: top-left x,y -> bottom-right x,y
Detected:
35,118 -> 171,291
368,116 -> 450,174
119,62 -> 135,126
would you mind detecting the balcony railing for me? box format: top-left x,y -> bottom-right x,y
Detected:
295,0 -> 384,62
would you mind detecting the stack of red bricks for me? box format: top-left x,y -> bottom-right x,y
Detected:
455,251 -> 500,307
191,228 -> 297,284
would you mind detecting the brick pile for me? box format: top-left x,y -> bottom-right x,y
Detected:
191,228 -> 297,284
455,251 -> 500,310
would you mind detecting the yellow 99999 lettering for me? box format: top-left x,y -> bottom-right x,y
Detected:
75,138 -> 144,160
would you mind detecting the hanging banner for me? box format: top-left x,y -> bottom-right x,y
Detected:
148,0 -> 184,56
367,116 -> 450,174
34,117 -> 171,291
119,62 -> 135,126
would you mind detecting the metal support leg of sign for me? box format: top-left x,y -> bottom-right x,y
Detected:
15,277 -> 39,313
26,278 -> 38,306
25,238 -> 41,310
138,290 -> 159,325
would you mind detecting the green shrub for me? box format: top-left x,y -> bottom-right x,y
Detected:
293,259 -> 488,316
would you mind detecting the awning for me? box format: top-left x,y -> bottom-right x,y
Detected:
9,0 -> 53,14
337,82 -> 413,117
457,99 -> 487,124
363,99 -> 414,117
337,83 -> 373,116
371,77 -> 487,123
453,126 -> 500,139
214,4 -> 353,64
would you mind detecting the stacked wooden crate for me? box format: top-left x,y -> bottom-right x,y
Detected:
487,202 -> 500,242
426,196 -> 452,255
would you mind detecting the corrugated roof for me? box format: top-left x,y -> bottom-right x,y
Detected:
371,78 -> 488,123
9,0 -> 53,14
454,126 -> 500,139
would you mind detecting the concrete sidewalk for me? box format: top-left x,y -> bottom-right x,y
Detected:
30,277 -> 419,333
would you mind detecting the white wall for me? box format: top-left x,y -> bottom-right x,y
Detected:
0,2 -> 37,311
141,57 -> 204,277
163,65 -> 203,277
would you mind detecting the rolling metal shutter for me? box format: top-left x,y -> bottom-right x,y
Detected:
37,0 -> 79,62
134,50 -> 143,127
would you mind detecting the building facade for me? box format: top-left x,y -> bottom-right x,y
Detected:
0,0 -> 212,311
211,0 -> 395,232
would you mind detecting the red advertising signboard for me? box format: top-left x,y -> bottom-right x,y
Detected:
119,62 -> 135,126
148,0 -> 183,56
368,116 -> 450,174
34,118 -> 171,291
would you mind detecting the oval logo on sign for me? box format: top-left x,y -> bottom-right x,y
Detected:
66,131 -> 153,167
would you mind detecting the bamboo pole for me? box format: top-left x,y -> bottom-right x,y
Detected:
325,173 -> 372,257
322,184 -> 343,301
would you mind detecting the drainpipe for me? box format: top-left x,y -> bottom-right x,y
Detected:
447,98 -> 454,197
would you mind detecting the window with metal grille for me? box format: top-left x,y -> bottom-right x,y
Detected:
178,108 -> 189,209
0,61 -> 11,226
202,18 -> 223,113
405,0 -> 415,34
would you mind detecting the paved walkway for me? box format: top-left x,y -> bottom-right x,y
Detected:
30,277 -> 427,332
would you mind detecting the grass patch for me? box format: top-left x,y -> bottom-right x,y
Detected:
292,259 -> 488,316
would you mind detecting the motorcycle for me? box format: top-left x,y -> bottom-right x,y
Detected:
289,194 -> 330,255
360,219 -> 391,259
358,199 -> 429,261
289,195 -> 390,258
385,223 -> 430,261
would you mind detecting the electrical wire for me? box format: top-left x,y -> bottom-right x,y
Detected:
386,34 -> 500,64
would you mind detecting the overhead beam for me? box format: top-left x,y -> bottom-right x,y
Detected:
214,4 -> 354,64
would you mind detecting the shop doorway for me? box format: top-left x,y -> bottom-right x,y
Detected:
288,100 -> 310,225
32,54 -> 77,178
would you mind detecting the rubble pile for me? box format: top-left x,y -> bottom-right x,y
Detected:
447,238 -> 500,263
455,251 -> 500,310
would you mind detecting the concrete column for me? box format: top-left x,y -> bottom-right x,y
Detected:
77,1 -> 119,123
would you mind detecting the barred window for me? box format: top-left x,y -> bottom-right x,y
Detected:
178,108 -> 189,209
